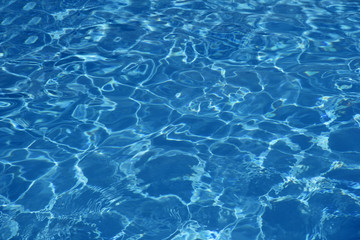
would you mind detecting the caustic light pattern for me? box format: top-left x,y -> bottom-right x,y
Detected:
0,0 -> 360,239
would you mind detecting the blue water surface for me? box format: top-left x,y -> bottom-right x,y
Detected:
1,0 -> 360,239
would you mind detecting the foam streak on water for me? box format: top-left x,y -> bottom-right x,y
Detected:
0,0 -> 360,239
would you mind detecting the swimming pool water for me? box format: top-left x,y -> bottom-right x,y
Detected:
1,0 -> 360,239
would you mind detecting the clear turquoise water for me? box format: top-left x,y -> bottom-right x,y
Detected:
1,0 -> 360,239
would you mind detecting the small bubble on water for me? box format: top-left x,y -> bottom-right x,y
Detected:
23,2 -> 36,11
25,36 -> 38,44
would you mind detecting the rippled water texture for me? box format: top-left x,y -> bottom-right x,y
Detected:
1,0 -> 360,239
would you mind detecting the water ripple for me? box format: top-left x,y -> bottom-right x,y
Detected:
0,0 -> 360,239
